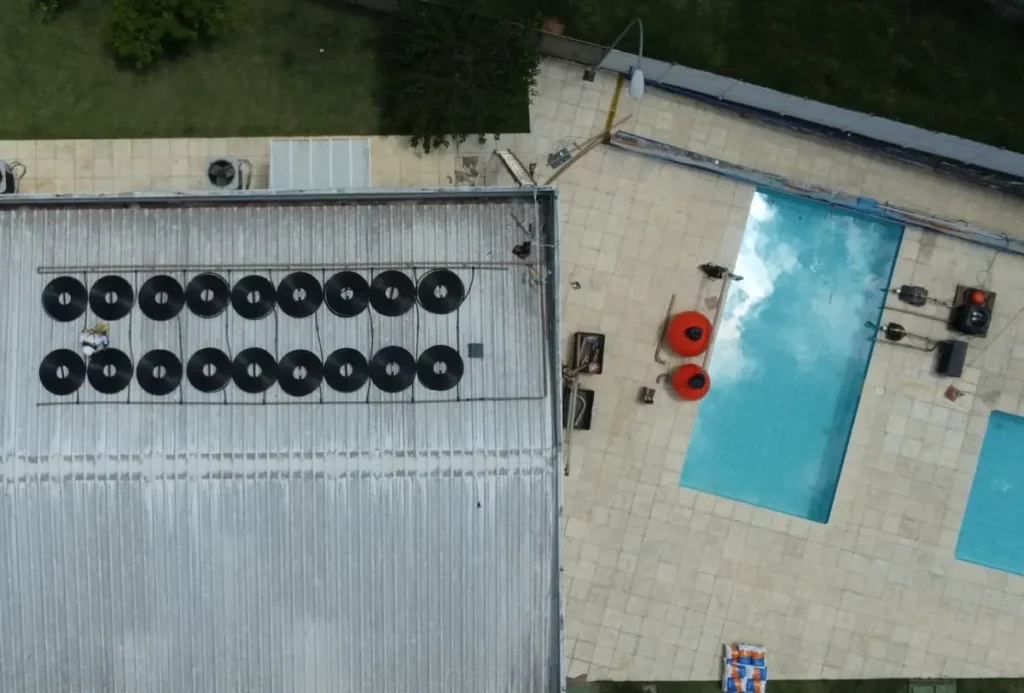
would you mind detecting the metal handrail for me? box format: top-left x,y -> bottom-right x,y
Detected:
701,270 -> 740,372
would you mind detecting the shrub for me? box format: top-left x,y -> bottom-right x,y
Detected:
106,0 -> 233,71
33,0 -> 76,22
381,0 -> 540,153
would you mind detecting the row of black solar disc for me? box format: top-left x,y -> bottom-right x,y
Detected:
42,269 -> 466,322
40,345 -> 464,397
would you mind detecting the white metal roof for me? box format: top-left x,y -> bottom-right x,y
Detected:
0,188 -> 563,693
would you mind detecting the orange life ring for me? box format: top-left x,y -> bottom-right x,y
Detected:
666,311 -> 712,357
672,363 -> 711,401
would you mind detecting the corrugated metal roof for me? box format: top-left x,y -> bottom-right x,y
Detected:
0,188 -> 563,693
270,139 -> 372,190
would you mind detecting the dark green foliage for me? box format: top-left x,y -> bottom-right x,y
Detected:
32,0 -> 75,22
105,0 -> 233,71
381,0 -> 539,153
547,0 -> 1024,154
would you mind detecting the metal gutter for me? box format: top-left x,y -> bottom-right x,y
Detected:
608,130 -> 1024,256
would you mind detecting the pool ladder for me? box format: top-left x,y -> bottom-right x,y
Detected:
654,264 -> 742,371
700,265 -> 742,372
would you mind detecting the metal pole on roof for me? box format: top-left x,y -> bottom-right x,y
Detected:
582,18 -> 646,100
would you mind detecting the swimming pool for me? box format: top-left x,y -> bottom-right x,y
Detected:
956,411 -> 1024,576
680,191 -> 903,522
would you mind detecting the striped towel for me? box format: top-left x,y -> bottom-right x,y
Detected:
722,643 -> 768,693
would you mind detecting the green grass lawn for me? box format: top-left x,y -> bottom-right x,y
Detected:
0,0 -> 383,139
545,0 -> 1024,153
9,0 -> 1022,152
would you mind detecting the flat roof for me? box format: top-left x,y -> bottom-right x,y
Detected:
0,187 -> 564,693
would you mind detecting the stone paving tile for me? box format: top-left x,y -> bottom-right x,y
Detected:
529,62 -> 1024,682
5,57 -> 1024,681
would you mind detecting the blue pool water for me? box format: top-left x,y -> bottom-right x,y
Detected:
680,191 -> 903,522
956,412 -> 1024,576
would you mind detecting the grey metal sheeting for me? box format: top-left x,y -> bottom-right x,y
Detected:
0,188 -> 564,693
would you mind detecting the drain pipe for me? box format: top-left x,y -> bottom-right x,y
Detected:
562,337 -> 592,475
563,375 -> 580,476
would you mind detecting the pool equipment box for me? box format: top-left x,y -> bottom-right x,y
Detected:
935,339 -> 967,378
563,386 -> 594,430
572,332 -> 605,375
950,284 -> 995,337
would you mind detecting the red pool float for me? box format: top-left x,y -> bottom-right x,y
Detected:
666,311 -> 712,357
672,363 -> 711,401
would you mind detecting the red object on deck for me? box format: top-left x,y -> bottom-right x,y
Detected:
672,363 -> 711,401
969,290 -> 987,305
666,311 -> 712,357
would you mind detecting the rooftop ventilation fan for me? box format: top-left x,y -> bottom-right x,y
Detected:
205,158 -> 251,190
0,160 -> 26,194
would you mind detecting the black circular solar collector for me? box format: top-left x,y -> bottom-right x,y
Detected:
89,275 -> 134,321
278,349 -> 324,397
369,271 -> 416,317
186,273 -> 230,318
416,345 -> 464,391
138,275 -> 185,321
136,349 -> 183,396
87,348 -> 133,394
187,348 -> 232,393
42,276 -> 88,322
232,347 -> 277,393
231,275 -> 276,320
325,271 -> 370,318
39,349 -> 86,395
417,269 -> 465,315
324,348 -> 369,393
277,272 -> 323,318
369,346 -> 416,393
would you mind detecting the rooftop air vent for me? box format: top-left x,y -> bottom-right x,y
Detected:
231,275 -> 276,320
369,346 -> 415,393
39,349 -> 86,396
277,272 -> 323,318
278,350 -> 323,397
139,275 -> 185,321
42,276 -> 88,322
232,348 -> 277,393
186,273 -> 230,318
324,348 -> 369,392
417,345 -> 464,391
187,348 -> 232,393
417,269 -> 465,314
369,271 -> 415,317
137,350 -> 183,396
89,275 -> 135,321
325,271 -> 369,318
87,349 -> 134,394
205,158 -> 251,190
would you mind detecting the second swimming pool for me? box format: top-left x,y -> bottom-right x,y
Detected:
956,411 -> 1024,576
680,191 -> 903,523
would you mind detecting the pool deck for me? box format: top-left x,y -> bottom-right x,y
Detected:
6,58 -> 1024,681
